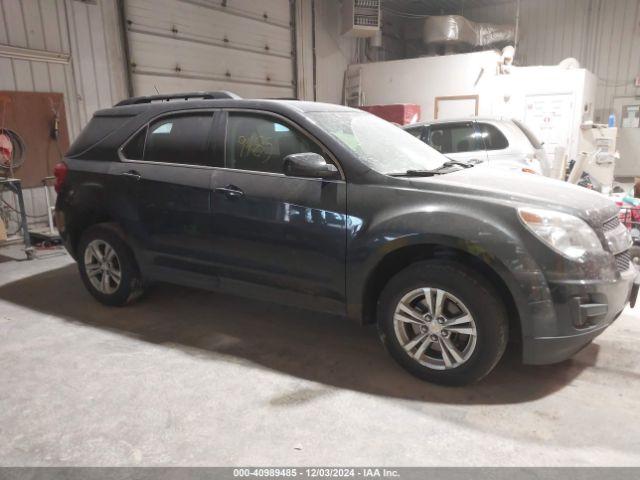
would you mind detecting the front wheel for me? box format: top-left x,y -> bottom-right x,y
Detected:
377,260 -> 508,386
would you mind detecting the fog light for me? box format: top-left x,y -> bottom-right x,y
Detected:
570,297 -> 608,328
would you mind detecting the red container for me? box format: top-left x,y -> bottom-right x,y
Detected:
358,104 -> 421,126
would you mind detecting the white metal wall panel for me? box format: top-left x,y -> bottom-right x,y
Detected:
314,0 -> 362,105
294,0 -> 314,100
0,0 -> 127,229
65,0 -> 128,128
0,0 -> 127,139
467,0 -> 640,121
125,0 -> 295,98
0,0 -> 76,134
295,0 -> 405,103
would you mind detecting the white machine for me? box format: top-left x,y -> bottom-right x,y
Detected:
568,125 -> 618,194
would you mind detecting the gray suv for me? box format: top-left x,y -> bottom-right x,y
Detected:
54,92 -> 637,385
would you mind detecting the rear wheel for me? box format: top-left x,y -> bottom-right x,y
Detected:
378,260 -> 508,386
77,224 -> 144,306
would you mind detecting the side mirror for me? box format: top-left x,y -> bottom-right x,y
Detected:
283,153 -> 340,179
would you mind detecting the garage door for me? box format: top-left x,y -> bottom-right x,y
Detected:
125,0 -> 295,98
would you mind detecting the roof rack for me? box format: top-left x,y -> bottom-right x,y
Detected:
114,91 -> 241,107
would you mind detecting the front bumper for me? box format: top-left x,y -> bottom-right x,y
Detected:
522,266 -> 638,365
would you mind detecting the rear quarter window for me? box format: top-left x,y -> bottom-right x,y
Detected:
478,123 -> 509,150
67,114 -> 136,158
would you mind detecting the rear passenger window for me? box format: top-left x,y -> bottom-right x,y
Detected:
143,114 -> 217,166
478,123 -> 509,150
225,113 -> 323,174
427,124 -> 482,154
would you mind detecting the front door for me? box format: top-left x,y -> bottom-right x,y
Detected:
209,111 -> 347,313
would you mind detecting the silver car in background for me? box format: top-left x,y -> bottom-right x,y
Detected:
403,117 -> 549,175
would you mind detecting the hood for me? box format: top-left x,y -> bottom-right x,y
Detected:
409,165 -> 618,226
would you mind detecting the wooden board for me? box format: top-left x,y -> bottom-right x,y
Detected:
434,95 -> 479,120
0,91 -> 70,188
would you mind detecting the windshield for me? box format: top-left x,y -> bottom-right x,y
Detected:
307,111 -> 447,174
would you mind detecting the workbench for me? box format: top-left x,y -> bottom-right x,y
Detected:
0,178 -> 35,260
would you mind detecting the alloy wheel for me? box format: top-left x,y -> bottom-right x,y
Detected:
84,239 -> 122,295
393,287 -> 477,370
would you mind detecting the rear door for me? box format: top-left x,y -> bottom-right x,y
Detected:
209,110 -> 347,313
425,122 -> 487,163
110,111 -> 221,274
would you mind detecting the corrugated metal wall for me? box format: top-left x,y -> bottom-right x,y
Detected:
467,0 -> 640,121
0,0 -> 127,233
0,0 -> 128,138
65,0 -> 128,128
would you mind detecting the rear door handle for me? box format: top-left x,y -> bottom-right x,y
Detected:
215,185 -> 244,199
121,170 -> 142,181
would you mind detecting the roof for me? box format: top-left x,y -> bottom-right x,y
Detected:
95,95 -> 356,119
254,100 -> 356,113
403,117 -> 513,128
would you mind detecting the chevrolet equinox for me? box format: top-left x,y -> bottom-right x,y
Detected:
54,91 -> 638,385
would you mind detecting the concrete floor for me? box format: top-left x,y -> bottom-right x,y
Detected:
1,248 -> 639,466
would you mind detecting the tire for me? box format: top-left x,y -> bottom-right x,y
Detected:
377,260 -> 508,386
77,223 -> 145,306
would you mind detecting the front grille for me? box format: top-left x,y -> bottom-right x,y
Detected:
603,215 -> 621,232
615,250 -> 631,272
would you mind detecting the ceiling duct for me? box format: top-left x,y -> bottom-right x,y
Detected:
423,15 -> 514,49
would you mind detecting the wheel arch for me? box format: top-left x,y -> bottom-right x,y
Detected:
358,242 -> 523,343
67,208 -> 116,259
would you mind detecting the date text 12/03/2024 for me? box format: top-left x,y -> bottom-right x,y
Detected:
232,468 -> 400,478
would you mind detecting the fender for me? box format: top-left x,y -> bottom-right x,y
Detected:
57,158 -> 142,258
345,205 -> 557,342
56,159 -> 111,256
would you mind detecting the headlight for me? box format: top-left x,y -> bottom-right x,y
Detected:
518,207 -> 603,260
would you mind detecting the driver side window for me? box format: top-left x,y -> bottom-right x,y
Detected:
225,113 -> 323,174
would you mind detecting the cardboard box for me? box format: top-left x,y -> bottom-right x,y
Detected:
358,104 -> 421,125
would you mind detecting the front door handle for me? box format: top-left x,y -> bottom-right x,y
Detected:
121,170 -> 142,181
215,185 -> 244,199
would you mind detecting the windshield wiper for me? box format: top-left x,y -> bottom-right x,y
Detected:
389,160 -> 475,177
441,159 -> 476,168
